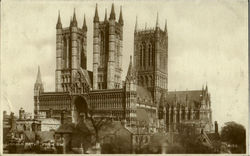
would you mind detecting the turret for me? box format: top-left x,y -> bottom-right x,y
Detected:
107,3 -> 116,89
71,9 -> 78,72
93,4 -> 100,90
56,11 -> 63,92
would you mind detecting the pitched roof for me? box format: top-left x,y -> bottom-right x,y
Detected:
161,90 -> 204,108
206,132 -> 220,142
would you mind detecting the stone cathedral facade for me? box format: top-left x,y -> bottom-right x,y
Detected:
34,4 -> 213,133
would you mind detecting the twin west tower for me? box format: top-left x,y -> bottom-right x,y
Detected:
55,4 -> 168,103
55,4 -> 125,92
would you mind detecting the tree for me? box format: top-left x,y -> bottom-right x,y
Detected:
87,110 -> 112,145
176,123 -> 215,154
221,121 -> 246,153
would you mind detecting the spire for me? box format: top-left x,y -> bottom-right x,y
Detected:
164,19 -> 167,32
82,14 -> 87,30
36,66 -> 42,84
118,6 -> 124,25
94,3 -> 99,22
126,56 -> 135,81
127,56 -> 133,75
145,22 -> 147,29
72,8 -> 77,27
134,16 -> 138,33
56,10 -> 62,29
156,12 -> 159,28
205,83 -> 208,91
104,8 -> 107,21
109,3 -> 116,20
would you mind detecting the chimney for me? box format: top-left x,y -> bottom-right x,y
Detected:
214,121 -> 218,133
10,112 -> 16,130
19,108 -> 25,120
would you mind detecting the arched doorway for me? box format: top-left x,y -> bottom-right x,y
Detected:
71,96 -> 88,124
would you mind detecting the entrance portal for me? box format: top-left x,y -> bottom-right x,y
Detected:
71,96 -> 88,124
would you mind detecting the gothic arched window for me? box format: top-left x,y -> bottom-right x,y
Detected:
148,43 -> 152,66
140,44 -> 143,67
63,37 -> 67,68
143,43 -> 146,67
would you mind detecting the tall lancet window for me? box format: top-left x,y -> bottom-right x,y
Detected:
81,39 -> 85,68
140,44 -> 143,67
77,39 -> 81,68
100,32 -> 104,67
148,43 -> 152,66
143,43 -> 146,67
116,35 -> 120,68
63,37 -> 67,68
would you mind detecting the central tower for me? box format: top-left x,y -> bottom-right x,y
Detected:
93,4 -> 123,90
134,14 -> 168,104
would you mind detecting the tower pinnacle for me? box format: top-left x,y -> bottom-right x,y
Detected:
164,19 -> 167,32
156,12 -> 159,28
94,4 -> 99,22
109,3 -> 116,20
118,6 -> 124,26
134,16 -> 138,32
56,11 -> 62,29
82,14 -> 87,30
104,8 -> 107,21
72,8 -> 77,27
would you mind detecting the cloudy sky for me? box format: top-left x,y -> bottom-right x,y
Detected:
1,0 -> 248,128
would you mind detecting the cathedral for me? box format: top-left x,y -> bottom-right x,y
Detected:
34,3 -> 213,133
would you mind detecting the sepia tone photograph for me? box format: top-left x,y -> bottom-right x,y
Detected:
1,0 -> 248,154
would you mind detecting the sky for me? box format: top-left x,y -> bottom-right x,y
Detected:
1,0 -> 248,129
